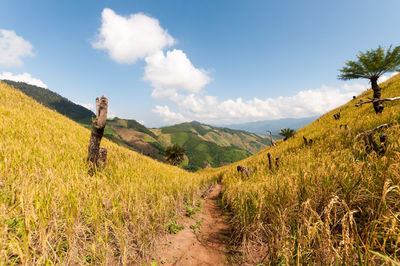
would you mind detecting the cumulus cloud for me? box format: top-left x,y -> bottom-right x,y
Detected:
144,49 -> 211,96
152,83 -> 368,125
78,102 -> 95,112
92,8 -> 174,64
378,72 -> 399,83
78,101 -> 118,118
152,105 -> 188,124
0,72 -> 47,88
0,29 -> 34,67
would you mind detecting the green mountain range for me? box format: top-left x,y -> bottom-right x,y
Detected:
2,80 -> 272,170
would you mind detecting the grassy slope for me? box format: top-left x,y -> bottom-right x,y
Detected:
1,79 -> 94,126
0,81 -> 213,264
2,79 -> 130,152
202,74 -> 400,264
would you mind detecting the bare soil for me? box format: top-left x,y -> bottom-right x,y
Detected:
149,184 -> 231,265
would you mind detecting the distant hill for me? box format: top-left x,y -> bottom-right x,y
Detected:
219,116 -> 318,135
2,80 -> 272,171
110,120 -> 272,171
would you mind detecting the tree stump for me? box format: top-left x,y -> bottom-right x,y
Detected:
87,96 -> 108,175
275,157 -> 279,170
267,153 -> 272,171
237,165 -> 250,177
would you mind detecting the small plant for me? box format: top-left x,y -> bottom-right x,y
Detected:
195,199 -> 202,208
165,221 -> 184,234
190,218 -> 204,234
185,205 -> 194,217
5,217 -> 25,237
185,203 -> 200,217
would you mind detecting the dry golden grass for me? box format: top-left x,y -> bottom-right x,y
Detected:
0,81 -> 214,264
202,74 -> 400,264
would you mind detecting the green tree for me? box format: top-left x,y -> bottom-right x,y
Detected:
279,128 -> 295,141
165,144 -> 186,166
338,45 -> 400,114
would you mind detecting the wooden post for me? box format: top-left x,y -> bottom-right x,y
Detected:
275,157 -> 279,170
266,130 -> 276,146
267,153 -> 272,171
87,95 -> 108,175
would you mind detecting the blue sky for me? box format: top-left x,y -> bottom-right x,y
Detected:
0,0 -> 399,127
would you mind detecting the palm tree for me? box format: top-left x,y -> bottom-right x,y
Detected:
279,128 -> 295,141
165,144 -> 185,166
338,45 -> 400,114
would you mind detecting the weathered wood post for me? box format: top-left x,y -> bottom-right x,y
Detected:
266,130 -> 276,146
303,136 -> 308,146
267,153 -> 272,171
275,157 -> 279,170
87,95 -> 108,175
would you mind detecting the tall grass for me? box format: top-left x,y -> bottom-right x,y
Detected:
202,74 -> 400,264
0,81 -> 213,264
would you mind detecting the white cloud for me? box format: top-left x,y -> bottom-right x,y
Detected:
378,72 -> 399,83
78,101 -> 117,119
0,72 -> 47,88
0,29 -> 34,67
152,105 -> 188,124
144,49 -> 211,97
92,8 -> 174,64
152,83 -> 368,125
79,102 -> 95,112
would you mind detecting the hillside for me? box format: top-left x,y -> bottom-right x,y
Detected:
1,79 -> 95,125
202,74 -> 400,264
110,120 -> 272,171
0,81 -> 214,264
0,80 -> 272,170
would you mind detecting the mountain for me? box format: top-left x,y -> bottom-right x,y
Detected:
2,80 -> 272,171
109,119 -> 272,171
0,80 -> 212,264
219,116 -> 318,135
202,73 -> 400,264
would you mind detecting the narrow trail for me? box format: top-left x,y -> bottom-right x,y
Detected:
150,184 -> 230,265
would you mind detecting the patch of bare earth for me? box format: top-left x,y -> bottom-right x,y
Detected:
148,184 -> 230,265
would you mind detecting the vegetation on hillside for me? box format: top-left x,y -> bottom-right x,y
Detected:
156,121 -> 271,171
202,74 -> 400,264
1,79 -> 95,125
0,81 -> 215,264
0,80 -> 129,150
0,80 -> 272,170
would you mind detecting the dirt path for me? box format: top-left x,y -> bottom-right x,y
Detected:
150,184 -> 230,265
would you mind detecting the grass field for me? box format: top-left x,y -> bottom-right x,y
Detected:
2,73 -> 400,264
0,81 -> 214,264
202,74 -> 400,264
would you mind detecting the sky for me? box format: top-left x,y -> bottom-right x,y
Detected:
0,0 -> 399,127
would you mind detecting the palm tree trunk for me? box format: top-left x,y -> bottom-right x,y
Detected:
370,77 -> 384,114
